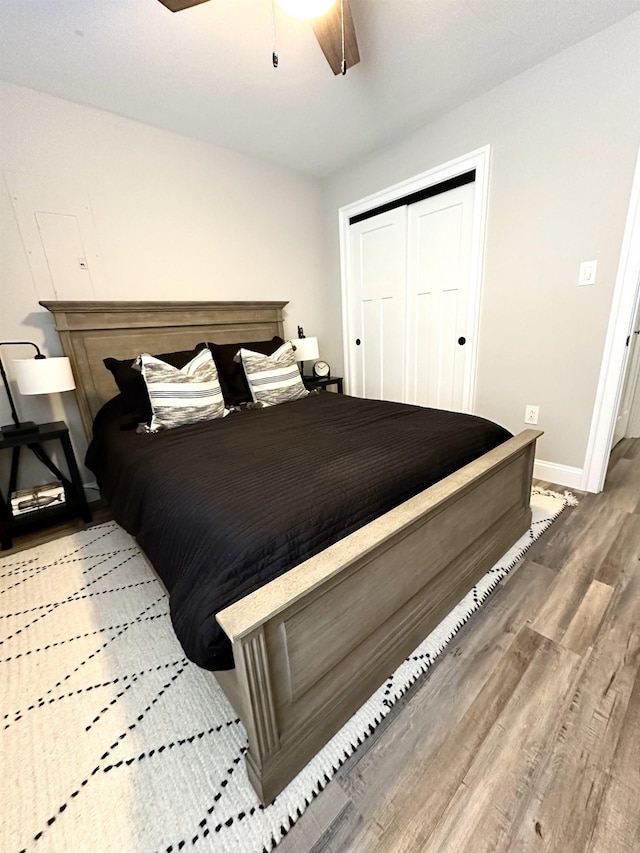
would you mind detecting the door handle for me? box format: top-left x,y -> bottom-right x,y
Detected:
458,336 -> 466,346
355,338 -> 361,346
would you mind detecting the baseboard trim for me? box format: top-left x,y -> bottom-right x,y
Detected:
533,459 -> 583,490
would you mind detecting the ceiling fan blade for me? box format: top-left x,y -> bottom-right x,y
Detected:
157,0 -> 210,11
312,0 -> 360,75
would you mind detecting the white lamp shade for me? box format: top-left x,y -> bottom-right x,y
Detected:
290,337 -> 319,362
13,357 -> 76,396
276,0 -> 337,19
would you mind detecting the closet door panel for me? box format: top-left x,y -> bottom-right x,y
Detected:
349,208 -> 407,402
411,290 -> 433,407
406,183 -> 474,411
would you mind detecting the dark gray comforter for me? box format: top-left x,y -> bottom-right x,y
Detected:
86,392 -> 511,670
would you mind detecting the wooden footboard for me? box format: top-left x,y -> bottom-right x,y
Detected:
215,428 -> 542,803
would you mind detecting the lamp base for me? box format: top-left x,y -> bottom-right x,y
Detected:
1,421 -> 40,437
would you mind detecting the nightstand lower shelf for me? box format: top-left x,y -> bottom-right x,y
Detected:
0,421 -> 91,550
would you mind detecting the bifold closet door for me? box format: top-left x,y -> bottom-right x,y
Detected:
347,180 -> 475,409
348,207 -> 407,402
405,181 -> 475,410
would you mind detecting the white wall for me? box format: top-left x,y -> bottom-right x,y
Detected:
0,81 -> 326,484
322,14 -> 640,478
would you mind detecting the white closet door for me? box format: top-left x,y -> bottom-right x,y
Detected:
348,207 -> 407,402
406,182 -> 475,411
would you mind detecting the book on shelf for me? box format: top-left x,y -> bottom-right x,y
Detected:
11,482 -> 66,516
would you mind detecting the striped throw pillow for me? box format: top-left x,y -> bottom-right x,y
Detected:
136,347 -> 227,431
234,341 -> 309,407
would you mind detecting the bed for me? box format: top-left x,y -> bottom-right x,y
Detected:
42,299 -> 542,804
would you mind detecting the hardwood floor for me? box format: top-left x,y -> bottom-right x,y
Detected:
3,448 -> 639,851
0,497 -> 112,556
278,441 -> 640,853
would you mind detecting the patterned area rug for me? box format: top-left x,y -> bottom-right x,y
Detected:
1,487 -> 576,853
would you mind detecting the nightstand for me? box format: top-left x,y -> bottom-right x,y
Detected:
303,376 -> 344,394
0,421 -> 91,550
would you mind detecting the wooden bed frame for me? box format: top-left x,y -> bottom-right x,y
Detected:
42,299 -> 542,804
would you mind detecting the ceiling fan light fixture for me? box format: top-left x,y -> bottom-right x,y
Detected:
276,0 -> 337,20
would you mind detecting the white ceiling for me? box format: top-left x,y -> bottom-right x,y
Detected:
0,0 -> 638,177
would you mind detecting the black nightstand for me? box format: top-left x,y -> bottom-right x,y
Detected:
0,421 -> 91,550
303,376 -> 344,394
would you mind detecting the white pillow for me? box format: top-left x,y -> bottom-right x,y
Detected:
234,341 -> 309,407
136,347 -> 227,431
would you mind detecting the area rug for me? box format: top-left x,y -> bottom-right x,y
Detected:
1,487 -> 576,853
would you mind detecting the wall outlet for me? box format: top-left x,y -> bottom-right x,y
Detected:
524,405 -> 539,425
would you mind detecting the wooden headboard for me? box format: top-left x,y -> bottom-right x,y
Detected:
41,300 -> 287,440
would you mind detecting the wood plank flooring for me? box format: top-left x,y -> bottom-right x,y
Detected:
278,440 -> 640,853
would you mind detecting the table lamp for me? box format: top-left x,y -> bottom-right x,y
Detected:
290,335 -> 319,376
0,341 -> 75,436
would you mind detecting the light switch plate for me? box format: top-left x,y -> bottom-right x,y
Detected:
578,260 -> 597,286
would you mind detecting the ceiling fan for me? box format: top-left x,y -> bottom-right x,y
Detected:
156,0 -> 360,75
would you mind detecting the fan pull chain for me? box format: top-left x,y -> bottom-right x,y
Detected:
340,0 -> 346,75
271,0 -> 279,67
